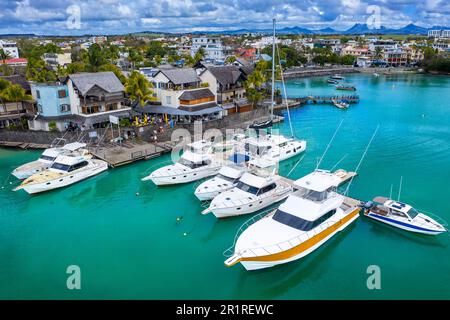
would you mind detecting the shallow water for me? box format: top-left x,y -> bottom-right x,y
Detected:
0,73 -> 449,299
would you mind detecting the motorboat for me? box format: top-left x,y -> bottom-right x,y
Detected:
202,158 -> 293,218
336,84 -> 356,91
244,134 -> 306,163
194,165 -> 246,201
142,140 -> 227,186
332,99 -> 349,109
363,197 -> 447,235
327,79 -> 339,84
11,142 -> 89,180
14,154 -> 108,194
224,169 -> 361,270
330,74 -> 345,80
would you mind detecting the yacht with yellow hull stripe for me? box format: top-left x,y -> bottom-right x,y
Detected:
224,170 -> 361,270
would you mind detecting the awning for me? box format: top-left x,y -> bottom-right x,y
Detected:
82,110 -> 131,126
134,105 -> 223,116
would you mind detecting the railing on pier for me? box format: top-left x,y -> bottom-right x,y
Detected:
289,95 -> 360,105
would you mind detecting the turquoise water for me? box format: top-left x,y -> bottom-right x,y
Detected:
1,73 -> 450,299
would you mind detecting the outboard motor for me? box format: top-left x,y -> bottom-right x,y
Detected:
362,201 -> 374,209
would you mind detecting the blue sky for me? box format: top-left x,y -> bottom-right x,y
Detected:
0,0 -> 449,35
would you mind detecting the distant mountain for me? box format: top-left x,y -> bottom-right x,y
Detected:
316,27 -> 339,34
278,26 -> 313,34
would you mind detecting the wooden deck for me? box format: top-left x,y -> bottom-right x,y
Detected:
91,140 -> 176,168
0,141 -> 50,149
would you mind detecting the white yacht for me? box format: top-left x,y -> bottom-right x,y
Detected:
224,170 -> 361,270
14,154 -> 108,194
244,134 -> 306,163
363,197 -> 447,235
202,158 -> 293,218
11,142 -> 89,180
142,140 -> 228,186
194,165 -> 246,201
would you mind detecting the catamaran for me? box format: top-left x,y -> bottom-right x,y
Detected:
201,158 -> 293,218
11,142 -> 89,180
363,197 -> 447,235
14,154 -> 108,194
224,169 -> 361,270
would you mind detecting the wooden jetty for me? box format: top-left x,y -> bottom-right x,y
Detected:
0,141 -> 50,149
274,95 -> 359,110
90,140 -> 175,168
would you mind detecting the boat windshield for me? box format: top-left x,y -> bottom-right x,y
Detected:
178,158 -> 209,169
40,155 -> 56,161
273,209 -> 337,231
407,207 -> 419,219
51,162 -> 70,171
216,174 -> 236,183
235,181 -> 259,195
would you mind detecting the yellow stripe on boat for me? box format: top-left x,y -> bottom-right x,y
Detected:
239,208 -> 361,263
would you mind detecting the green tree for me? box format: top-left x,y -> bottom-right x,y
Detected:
374,47 -> 383,60
145,41 -> 167,60
26,58 -> 57,82
125,71 -> 155,106
194,47 -> 206,63
1,84 -> 33,126
98,63 -> 127,84
86,44 -> 106,71
0,48 -> 12,75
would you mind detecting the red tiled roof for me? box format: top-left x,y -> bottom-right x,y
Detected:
0,58 -> 28,65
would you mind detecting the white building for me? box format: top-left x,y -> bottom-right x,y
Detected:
0,40 -> 19,59
428,30 -> 450,38
190,37 -> 226,61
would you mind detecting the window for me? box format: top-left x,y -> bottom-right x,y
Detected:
68,161 -> 88,172
36,90 -> 41,99
258,183 -> 277,195
51,162 -> 70,171
236,181 -> 259,195
37,104 -> 43,113
273,209 -> 337,231
60,104 -> 70,113
40,155 -> 56,161
165,96 -> 172,105
407,208 -> 419,219
58,89 -> 67,98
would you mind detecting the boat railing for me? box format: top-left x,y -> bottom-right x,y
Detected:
149,163 -> 222,178
223,207 -> 278,258
226,205 -> 359,259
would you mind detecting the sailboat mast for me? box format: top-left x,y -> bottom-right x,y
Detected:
271,18 -> 275,119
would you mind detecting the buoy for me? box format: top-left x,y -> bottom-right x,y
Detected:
136,192 -> 140,196
176,216 -> 183,222
9,182 -> 12,185
183,232 -> 188,236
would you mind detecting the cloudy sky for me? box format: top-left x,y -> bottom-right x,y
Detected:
0,0 -> 449,35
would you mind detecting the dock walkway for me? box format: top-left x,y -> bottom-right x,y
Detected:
0,141 -> 50,149
91,140 -> 176,168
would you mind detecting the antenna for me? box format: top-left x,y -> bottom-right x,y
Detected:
389,184 -> 393,199
398,176 -> 403,201
344,125 -> 379,195
276,42 -> 294,138
315,119 -> 344,170
330,154 -> 348,172
287,154 -> 305,177
271,17 -> 276,120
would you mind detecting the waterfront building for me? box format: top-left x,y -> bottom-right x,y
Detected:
383,49 -> 408,67
27,72 -> 129,131
341,45 -> 370,57
428,29 -> 450,38
0,40 -> 19,59
137,67 -> 222,122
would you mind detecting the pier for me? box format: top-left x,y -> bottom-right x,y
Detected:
90,140 -> 176,168
274,95 -> 360,110
0,141 -> 50,149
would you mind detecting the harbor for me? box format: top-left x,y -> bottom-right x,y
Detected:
1,72 -> 450,299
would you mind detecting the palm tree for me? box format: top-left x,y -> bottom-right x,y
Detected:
0,48 -> 12,75
125,71 -> 155,107
374,47 -> 383,60
1,84 -> 33,128
194,47 -> 206,63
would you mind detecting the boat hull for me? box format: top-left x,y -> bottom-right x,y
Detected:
239,209 -> 360,270
12,160 -> 50,180
211,189 -> 291,218
274,140 -> 307,162
21,161 -> 108,194
195,185 -> 233,201
365,211 -> 445,235
149,166 -> 221,186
